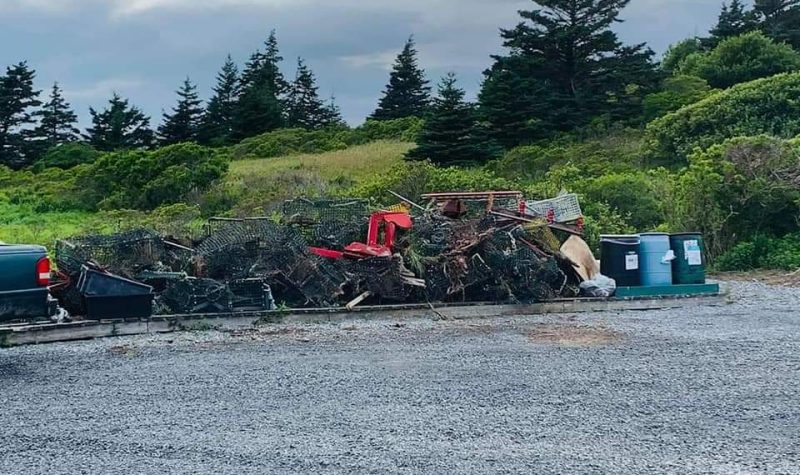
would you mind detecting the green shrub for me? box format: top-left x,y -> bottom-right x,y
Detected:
763,233 -> 800,270
678,32 -> 800,89
644,72 -> 800,165
490,128 -> 644,181
0,166 -> 85,213
78,143 -> 229,211
488,145 -> 559,181
353,117 -> 423,143
581,201 -> 636,255
230,127 -> 352,160
346,160 -> 514,205
715,240 -> 764,271
32,143 -> 101,172
716,233 -> 800,271
671,135 -> 800,257
642,75 -> 715,122
580,172 -> 665,231
228,118 -> 423,161
661,38 -> 702,74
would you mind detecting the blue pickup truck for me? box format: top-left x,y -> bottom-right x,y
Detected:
0,243 -> 55,322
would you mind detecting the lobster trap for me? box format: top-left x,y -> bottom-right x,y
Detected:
522,193 -> 583,223
281,199 -> 370,249
55,230 -> 168,279
196,218 -> 346,307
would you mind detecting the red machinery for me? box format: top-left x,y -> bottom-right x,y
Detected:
310,211 -> 413,260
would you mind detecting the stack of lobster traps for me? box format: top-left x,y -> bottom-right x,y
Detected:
52,191 -> 587,317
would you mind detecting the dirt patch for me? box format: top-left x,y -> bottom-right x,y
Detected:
526,324 -> 625,348
226,326 -> 311,341
108,344 -> 139,357
713,270 -> 800,287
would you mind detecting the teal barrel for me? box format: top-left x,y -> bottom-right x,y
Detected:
600,235 -> 640,287
670,233 -> 706,284
639,233 -> 673,287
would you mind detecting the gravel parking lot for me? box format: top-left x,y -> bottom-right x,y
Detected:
1,281 -> 799,474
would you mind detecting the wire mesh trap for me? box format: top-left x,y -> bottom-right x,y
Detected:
51,194 -> 584,316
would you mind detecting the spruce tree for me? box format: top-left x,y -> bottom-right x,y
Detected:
233,30 -> 287,139
755,0 -> 800,49
286,58 -> 327,129
703,0 -> 760,49
370,37 -> 431,120
0,62 -> 42,169
478,56 -> 547,149
240,51 -> 267,92
199,55 -> 240,146
29,82 -> 80,160
34,83 -> 79,145
158,77 -> 204,145
320,95 -> 346,128
84,93 -> 154,151
478,0 -> 659,147
407,73 -> 500,166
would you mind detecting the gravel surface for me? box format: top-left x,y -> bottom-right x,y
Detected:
1,281 -> 799,474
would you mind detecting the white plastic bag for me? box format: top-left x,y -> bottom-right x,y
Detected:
579,274 -> 617,298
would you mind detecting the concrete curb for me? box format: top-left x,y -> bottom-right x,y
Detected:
0,291 -> 727,347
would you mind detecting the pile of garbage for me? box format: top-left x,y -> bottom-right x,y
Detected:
53,192 -> 594,318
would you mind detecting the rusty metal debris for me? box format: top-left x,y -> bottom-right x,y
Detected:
53,194 -> 586,316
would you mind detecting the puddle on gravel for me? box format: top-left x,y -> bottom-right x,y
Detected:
526,324 -> 625,348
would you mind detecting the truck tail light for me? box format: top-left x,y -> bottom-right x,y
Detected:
36,257 -> 51,287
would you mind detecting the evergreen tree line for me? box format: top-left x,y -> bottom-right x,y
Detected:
4,0 -> 800,170
702,0 -> 800,50
0,31 -> 344,169
408,0 -> 800,165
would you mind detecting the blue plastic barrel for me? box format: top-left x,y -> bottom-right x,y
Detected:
639,233 -> 673,287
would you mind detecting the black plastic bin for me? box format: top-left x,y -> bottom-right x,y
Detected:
85,294 -> 154,319
78,267 -> 154,319
600,235 -> 641,287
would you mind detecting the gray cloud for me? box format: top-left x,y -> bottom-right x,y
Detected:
0,0 -> 724,127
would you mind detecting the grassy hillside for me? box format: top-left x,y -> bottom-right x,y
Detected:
229,140 -> 411,182
0,140 -> 414,247
0,202 -> 94,247
218,140 -> 413,215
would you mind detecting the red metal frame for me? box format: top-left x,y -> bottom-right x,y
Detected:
309,212 -> 413,260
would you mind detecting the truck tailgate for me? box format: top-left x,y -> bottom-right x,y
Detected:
0,244 -> 50,321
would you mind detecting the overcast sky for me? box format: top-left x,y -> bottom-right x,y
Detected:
0,0 -> 726,127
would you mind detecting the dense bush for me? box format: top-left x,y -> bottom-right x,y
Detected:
489,128 -> 644,181
661,38 -> 702,74
670,135 -> 800,258
580,172 -> 665,231
644,73 -> 800,165
354,117 -> 423,143
520,163 -> 667,242
230,127 -> 351,160
0,165 -> 84,213
580,201 -> 636,255
678,32 -> 800,89
716,233 -> 800,271
32,143 -> 101,172
78,143 -> 229,211
642,75 -> 715,122
346,160 -> 514,205
229,117 -> 423,161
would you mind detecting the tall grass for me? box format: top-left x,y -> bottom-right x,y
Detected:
2,140 -> 414,245
221,140 -> 413,215
228,140 -> 412,182
0,201 -> 96,246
